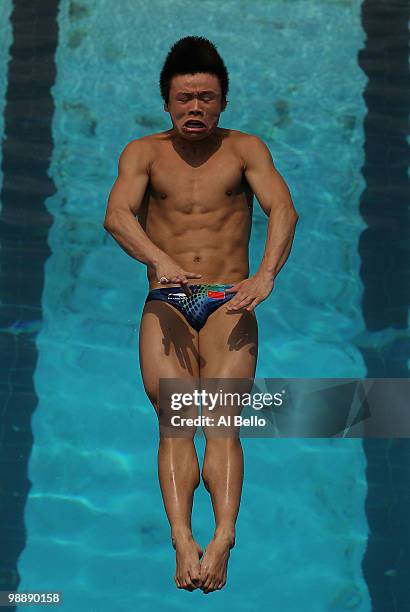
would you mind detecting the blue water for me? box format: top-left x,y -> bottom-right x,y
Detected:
0,0 -> 371,609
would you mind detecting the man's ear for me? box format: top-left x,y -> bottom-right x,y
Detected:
221,99 -> 229,112
164,102 -> 169,112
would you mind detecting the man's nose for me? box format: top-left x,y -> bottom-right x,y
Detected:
189,98 -> 203,114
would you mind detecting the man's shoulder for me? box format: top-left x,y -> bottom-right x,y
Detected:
228,129 -> 266,147
227,130 -> 269,169
128,130 -> 172,144
120,135 -> 159,170
227,129 -> 267,153
124,134 -> 158,151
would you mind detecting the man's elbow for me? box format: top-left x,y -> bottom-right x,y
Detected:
287,201 -> 299,223
103,210 -> 116,231
103,217 -> 116,233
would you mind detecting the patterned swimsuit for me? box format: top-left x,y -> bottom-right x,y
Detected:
145,283 -> 236,331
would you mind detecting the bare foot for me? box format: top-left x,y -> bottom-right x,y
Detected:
200,530 -> 235,594
172,533 -> 204,591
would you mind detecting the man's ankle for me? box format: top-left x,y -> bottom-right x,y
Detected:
171,525 -> 193,545
214,524 -> 236,546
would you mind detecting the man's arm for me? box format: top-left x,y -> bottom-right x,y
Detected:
243,135 -> 299,280
225,136 -> 298,311
103,140 -> 202,290
103,140 -> 163,266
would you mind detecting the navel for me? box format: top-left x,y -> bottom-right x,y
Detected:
193,255 -> 201,263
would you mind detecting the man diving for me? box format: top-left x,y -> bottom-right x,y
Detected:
103,35 -> 298,594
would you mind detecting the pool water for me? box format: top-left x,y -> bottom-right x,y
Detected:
2,0 -> 405,610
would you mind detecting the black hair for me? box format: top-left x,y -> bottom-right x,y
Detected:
159,36 -> 229,104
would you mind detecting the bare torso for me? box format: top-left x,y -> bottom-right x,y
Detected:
137,127 -> 254,290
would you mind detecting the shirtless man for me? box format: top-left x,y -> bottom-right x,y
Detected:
103,36 -> 298,594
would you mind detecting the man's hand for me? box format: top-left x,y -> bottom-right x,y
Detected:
225,272 -> 274,312
154,254 -> 202,295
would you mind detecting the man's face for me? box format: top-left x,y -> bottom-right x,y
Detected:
164,72 -> 227,141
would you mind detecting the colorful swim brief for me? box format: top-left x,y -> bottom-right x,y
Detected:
145,283 -> 236,332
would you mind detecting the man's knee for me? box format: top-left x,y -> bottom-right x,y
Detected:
141,379 -> 159,411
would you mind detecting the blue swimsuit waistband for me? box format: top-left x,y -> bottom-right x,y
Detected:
147,283 -> 234,295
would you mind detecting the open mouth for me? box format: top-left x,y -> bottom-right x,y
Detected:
183,120 -> 207,131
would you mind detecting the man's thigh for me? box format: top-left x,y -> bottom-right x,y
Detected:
198,306 -> 258,378
139,301 -> 200,415
198,307 -> 258,436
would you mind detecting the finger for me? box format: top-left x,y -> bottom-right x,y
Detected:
226,293 -> 247,309
245,297 -> 261,311
226,298 -> 240,310
179,277 -> 192,296
184,271 -> 202,278
227,294 -> 254,310
235,295 -> 255,309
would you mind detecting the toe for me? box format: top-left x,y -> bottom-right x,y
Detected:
202,576 -> 213,593
191,576 -> 201,588
202,574 -> 211,590
188,576 -> 200,590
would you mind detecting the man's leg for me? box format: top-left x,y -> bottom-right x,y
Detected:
198,307 -> 258,593
139,300 -> 203,591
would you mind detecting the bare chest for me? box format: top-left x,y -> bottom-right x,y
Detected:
147,147 -> 251,211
